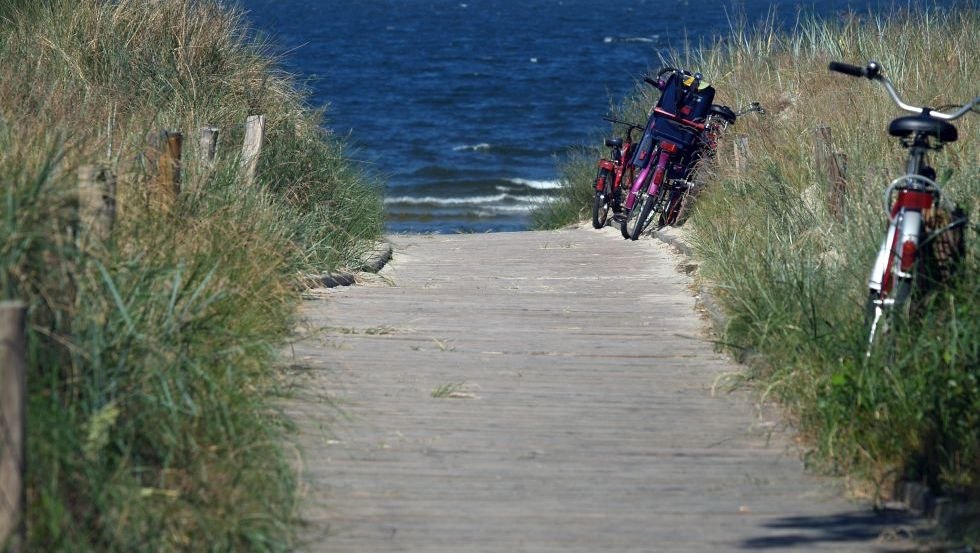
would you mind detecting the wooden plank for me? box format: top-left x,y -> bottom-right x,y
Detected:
77,165 -> 115,249
290,228 -> 923,552
813,126 -> 848,220
241,115 -> 265,187
733,134 -> 749,173
145,130 -> 182,212
0,301 -> 26,553
198,126 -> 220,169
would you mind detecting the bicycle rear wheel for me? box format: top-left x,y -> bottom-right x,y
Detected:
591,167 -> 615,229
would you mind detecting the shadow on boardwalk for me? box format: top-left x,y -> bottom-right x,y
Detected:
741,510 -> 928,551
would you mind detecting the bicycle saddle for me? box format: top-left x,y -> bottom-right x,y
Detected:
709,104 -> 737,124
605,138 -> 624,148
888,115 -> 958,142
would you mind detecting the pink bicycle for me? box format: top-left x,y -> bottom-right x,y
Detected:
621,68 -> 716,240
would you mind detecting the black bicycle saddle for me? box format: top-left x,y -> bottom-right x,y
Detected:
888,115 -> 958,142
709,104 -> 737,124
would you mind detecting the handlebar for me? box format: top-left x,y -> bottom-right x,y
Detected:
736,102 -> 765,117
828,60 -> 980,121
643,77 -> 662,89
603,116 -> 643,132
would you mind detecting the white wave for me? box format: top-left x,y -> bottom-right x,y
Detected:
505,178 -> 563,190
524,195 -> 557,204
623,36 -> 656,43
452,143 -> 491,152
475,205 -> 534,216
603,36 -> 613,43
385,194 -> 508,206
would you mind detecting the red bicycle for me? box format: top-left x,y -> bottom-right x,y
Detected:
591,117 -> 644,229
828,60 -> 977,347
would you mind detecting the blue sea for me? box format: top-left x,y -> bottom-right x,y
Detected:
235,0 -> 950,233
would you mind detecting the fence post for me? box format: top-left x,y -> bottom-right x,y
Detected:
733,134 -> 749,173
199,126 -> 219,169
813,125 -> 847,220
77,165 -> 116,249
0,301 -> 27,553
241,115 -> 265,187
145,130 -> 183,212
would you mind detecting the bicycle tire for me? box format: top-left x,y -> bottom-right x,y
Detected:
591,167 -> 614,229
621,191 -> 641,239
627,192 -> 657,241
661,187 -> 685,227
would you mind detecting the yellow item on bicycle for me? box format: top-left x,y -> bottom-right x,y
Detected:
682,75 -> 711,90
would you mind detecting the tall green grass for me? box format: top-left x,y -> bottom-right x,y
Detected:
1,0 -> 382,550
539,8 -> 980,505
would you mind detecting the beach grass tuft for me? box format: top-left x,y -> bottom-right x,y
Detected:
0,0 -> 382,550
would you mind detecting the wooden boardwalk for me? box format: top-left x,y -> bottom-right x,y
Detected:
286,228 -> 921,552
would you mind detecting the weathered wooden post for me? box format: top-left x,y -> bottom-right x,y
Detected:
77,165 -> 116,248
813,126 -> 847,220
0,301 -> 27,553
733,134 -> 749,173
199,126 -> 219,169
241,115 -> 265,187
145,130 -> 183,212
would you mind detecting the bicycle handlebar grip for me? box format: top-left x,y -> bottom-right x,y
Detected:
644,76 -> 659,87
828,61 -> 866,77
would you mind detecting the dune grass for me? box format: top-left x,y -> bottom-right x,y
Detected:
537,7 -> 980,512
0,0 -> 382,550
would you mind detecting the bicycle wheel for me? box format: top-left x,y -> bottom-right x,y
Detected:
591,167 -> 614,229
660,187 -> 685,227
626,192 -> 657,241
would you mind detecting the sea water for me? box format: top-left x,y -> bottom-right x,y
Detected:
236,0 -> 949,233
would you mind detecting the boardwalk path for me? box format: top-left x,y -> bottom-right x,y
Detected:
287,228 -> 918,552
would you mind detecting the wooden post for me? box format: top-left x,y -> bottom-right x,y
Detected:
0,301 -> 26,553
199,126 -> 219,169
145,130 -> 183,212
241,115 -> 265,187
77,165 -> 116,248
813,126 -> 847,220
733,134 -> 749,173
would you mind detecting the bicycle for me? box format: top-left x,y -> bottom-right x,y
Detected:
621,67 -> 716,240
591,117 -> 644,229
827,60 -> 978,348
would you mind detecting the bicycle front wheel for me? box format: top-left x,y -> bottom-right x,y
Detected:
626,192 -> 657,241
591,167 -> 614,229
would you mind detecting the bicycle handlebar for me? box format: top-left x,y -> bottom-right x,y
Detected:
827,61 -> 866,77
828,60 -> 980,121
602,116 -> 644,131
